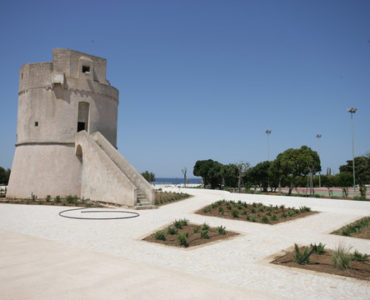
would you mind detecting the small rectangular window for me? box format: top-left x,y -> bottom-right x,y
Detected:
34,121 -> 38,127
82,66 -> 90,74
77,122 -> 86,132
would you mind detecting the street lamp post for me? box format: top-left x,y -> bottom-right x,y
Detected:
265,130 -> 272,192
316,134 -> 322,188
265,130 -> 272,161
347,108 -> 357,189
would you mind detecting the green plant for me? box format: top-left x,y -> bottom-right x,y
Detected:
231,209 -> 239,218
201,223 -> 209,230
193,226 -> 200,233
352,250 -> 369,261
311,243 -> 326,254
271,215 -> 278,221
332,245 -> 352,270
30,193 -> 37,201
167,226 -> 178,235
203,207 -> 211,213
177,234 -> 189,247
174,219 -> 188,229
293,244 -> 310,264
154,231 -> 166,241
217,225 -> 226,235
66,195 -> 75,204
46,195 -> 51,202
250,216 -> 256,222
218,207 -> 224,214
262,216 -> 269,223
251,208 -> 256,213
299,206 -> 311,213
200,230 -> 209,239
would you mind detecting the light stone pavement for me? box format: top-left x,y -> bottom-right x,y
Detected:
0,187 -> 369,299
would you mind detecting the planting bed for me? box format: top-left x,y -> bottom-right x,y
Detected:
196,200 -> 316,224
272,245 -> 370,281
0,196 -> 104,208
143,219 -> 238,248
332,216 -> 370,240
155,191 -> 191,206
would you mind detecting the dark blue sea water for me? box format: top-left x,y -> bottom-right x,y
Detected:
154,178 -> 202,185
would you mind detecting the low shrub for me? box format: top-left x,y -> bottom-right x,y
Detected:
154,231 -> 166,241
262,216 -> 269,223
217,225 -> 226,235
352,250 -> 369,262
200,223 -> 209,231
177,234 -> 189,247
46,195 -> 51,202
332,245 -> 352,270
174,219 -> 188,229
167,226 -> 178,235
200,230 -> 209,239
311,242 -> 326,254
231,210 -> 239,218
293,244 -> 310,264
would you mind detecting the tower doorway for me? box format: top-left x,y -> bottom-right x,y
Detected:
77,102 -> 90,132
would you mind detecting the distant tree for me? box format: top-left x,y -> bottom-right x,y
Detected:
247,161 -> 271,192
181,167 -> 187,187
335,172 -> 352,198
236,162 -> 250,192
220,164 -> 239,188
339,155 -> 370,186
272,146 -> 321,195
193,159 -> 223,189
0,167 -> 11,185
141,171 -> 155,183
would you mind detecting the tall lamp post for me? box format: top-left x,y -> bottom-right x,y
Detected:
316,134 -> 322,188
265,130 -> 272,161
347,108 -> 357,189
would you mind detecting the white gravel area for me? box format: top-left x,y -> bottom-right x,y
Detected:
0,188 -> 369,299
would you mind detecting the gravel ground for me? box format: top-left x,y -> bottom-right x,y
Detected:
0,187 -> 369,299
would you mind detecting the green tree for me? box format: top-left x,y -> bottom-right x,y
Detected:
193,159 -> 223,189
272,146 -> 321,195
339,155 -> 370,186
247,161 -> 271,192
0,167 -> 11,185
220,164 -> 239,188
141,171 -> 155,183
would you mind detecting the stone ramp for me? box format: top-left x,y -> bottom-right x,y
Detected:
75,131 -> 154,207
0,228 -> 277,300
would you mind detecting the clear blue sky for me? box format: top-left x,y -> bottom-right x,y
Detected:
1,0 -> 369,177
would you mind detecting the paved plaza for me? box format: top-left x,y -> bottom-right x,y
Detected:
0,188 -> 369,299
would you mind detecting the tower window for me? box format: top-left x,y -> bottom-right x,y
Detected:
82,65 -> 90,74
77,122 -> 86,132
34,121 -> 38,127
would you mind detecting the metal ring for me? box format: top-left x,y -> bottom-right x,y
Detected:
59,207 -> 140,220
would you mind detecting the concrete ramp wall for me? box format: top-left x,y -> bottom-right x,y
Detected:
75,131 -> 137,206
91,131 -> 155,205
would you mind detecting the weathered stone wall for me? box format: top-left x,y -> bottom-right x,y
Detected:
7,144 -> 81,198
76,131 -> 137,206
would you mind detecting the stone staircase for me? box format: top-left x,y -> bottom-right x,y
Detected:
135,190 -> 156,209
90,132 -> 155,209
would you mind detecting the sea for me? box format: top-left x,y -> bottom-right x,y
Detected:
153,178 -> 202,185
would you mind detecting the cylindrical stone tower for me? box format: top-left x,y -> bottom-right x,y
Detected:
7,48 -> 119,198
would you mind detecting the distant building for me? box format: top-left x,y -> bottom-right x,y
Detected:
7,49 -> 154,207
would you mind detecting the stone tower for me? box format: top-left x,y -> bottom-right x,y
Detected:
7,49 -> 154,207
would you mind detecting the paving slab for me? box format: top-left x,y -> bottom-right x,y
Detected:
0,188 -> 369,299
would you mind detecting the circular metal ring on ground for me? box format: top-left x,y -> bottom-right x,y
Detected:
59,208 -> 140,220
